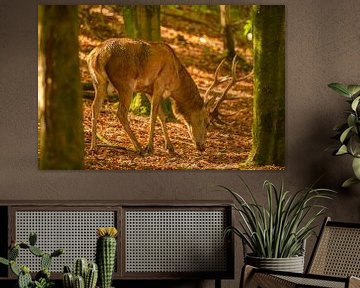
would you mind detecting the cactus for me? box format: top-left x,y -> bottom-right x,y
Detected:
63,272 -> 74,288
51,248 -> 64,258
96,227 -> 118,288
74,258 -> 88,279
29,245 -> 44,257
19,271 -> 32,288
41,253 -> 52,270
63,259 -> 98,288
85,262 -> 98,288
64,265 -> 72,273
0,232 -> 63,288
35,268 -> 50,282
18,267 -> 32,288
74,275 -> 85,288
29,232 -> 37,246
10,260 -> 21,276
9,246 -> 19,260
19,243 -> 30,249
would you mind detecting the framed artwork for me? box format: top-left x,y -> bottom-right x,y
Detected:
38,5 -> 285,170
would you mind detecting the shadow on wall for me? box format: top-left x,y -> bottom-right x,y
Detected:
292,110 -> 360,222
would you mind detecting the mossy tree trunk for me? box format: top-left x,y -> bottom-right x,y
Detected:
38,5 -> 84,169
248,5 -> 285,166
123,5 -> 160,41
123,6 -> 174,119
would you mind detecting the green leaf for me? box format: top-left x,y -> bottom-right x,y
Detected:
347,85 -> 360,97
348,135 -> 360,156
0,257 -> 9,266
21,265 -> 30,274
40,254 -> 52,270
347,114 -> 356,128
10,261 -> 20,276
340,126 -> 353,143
328,83 -> 352,97
351,96 -> 360,111
336,144 -> 348,155
342,177 -> 360,188
29,246 -> 44,257
352,157 -> 360,179
8,247 -> 19,261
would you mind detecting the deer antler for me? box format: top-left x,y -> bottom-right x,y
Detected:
205,56 -> 253,127
204,58 -> 231,106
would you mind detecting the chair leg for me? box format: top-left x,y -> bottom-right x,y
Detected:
215,278 -> 221,288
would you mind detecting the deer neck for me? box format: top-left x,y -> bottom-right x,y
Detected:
171,66 -> 204,122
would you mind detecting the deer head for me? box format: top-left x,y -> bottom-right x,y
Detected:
183,56 -> 253,152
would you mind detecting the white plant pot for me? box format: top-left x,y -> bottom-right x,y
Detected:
245,254 -> 305,273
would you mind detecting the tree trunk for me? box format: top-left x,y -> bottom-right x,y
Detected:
220,5 -> 235,59
248,5 -> 285,166
38,5 -> 84,169
123,5 -> 160,41
137,5 -> 161,41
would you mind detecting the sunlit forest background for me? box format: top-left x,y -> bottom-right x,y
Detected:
38,5 -> 285,170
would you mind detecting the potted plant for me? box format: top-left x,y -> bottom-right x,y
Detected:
62,258 -> 98,288
0,232 -> 63,288
328,83 -> 360,187
62,227 -> 118,288
96,227 -> 118,288
222,179 -> 334,273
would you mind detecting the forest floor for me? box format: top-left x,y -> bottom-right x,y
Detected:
78,6 -> 284,170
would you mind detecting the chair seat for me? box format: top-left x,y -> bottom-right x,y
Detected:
243,266 -> 360,288
277,274 -> 346,288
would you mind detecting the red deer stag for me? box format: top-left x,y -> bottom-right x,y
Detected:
87,38 -> 247,155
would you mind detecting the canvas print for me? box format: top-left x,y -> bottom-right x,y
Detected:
38,5 -> 285,170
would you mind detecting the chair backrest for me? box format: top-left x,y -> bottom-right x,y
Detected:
307,217 -> 360,278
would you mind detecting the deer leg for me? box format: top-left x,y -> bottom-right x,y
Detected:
90,83 -> 107,151
158,105 -> 175,153
145,91 -> 162,154
116,90 -> 144,155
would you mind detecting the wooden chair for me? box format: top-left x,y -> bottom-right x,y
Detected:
241,217 -> 360,288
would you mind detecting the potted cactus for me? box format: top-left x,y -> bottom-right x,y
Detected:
0,232 -> 63,288
62,258 -> 98,288
96,227 -> 118,288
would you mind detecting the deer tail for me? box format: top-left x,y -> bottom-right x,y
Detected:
87,49 -> 110,89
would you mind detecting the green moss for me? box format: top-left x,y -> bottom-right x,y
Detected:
129,93 -> 151,116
